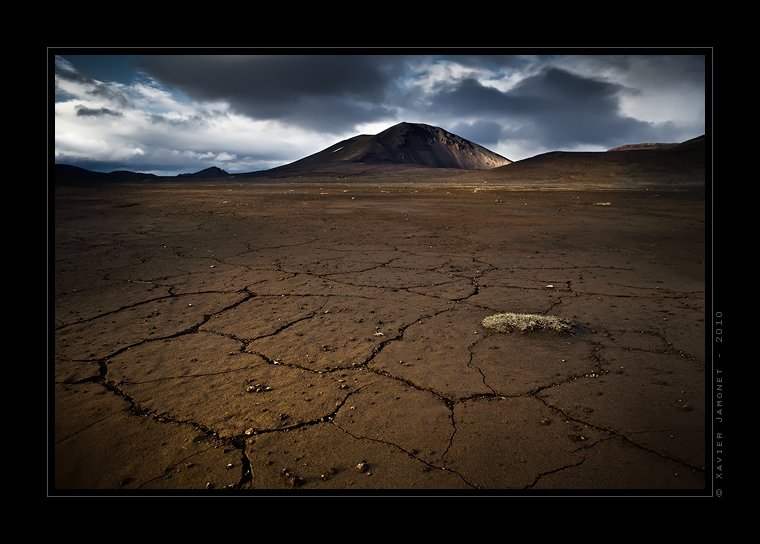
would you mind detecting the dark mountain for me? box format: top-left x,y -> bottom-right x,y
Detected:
259,122 -> 511,176
53,164 -> 157,184
481,134 -> 705,187
53,165 -> 230,184
177,166 -> 230,178
606,135 -> 705,152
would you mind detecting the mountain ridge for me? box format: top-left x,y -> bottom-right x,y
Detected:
54,122 -> 511,183
53,123 -> 705,188
480,134 -> 705,187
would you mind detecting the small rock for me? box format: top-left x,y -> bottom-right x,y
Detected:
281,468 -> 303,488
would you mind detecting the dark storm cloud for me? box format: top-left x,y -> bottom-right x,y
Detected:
430,66 -> 660,151
125,54 -> 705,152
434,77 -> 513,115
505,67 -> 645,148
86,83 -> 132,108
76,105 -> 123,118
449,119 -> 504,147
53,52 -> 706,175
585,53 -> 705,88
509,67 -> 623,113
134,55 -> 407,133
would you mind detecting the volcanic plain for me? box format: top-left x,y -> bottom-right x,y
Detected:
52,152 -> 707,494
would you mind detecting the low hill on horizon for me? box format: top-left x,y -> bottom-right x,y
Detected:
177,166 -> 231,178
479,134 -> 705,188
53,164 -> 158,184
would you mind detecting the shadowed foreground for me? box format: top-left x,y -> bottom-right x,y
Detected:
52,178 -> 706,494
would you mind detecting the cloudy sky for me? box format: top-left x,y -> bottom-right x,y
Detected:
52,50 -> 708,176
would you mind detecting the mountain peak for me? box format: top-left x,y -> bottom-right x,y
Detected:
272,122 -> 511,174
178,166 -> 229,177
370,122 -> 510,168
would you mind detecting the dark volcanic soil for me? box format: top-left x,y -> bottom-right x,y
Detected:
52,170 -> 707,494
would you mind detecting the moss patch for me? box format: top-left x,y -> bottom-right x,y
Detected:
482,312 -> 574,334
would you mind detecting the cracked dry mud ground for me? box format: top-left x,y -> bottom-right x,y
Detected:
52,181 -> 706,493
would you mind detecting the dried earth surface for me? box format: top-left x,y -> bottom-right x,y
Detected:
52,170 -> 707,495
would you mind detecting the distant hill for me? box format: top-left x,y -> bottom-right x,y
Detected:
481,134 -> 705,188
54,164 -> 158,184
258,122 -> 512,177
177,166 -> 230,178
607,134 -> 705,152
